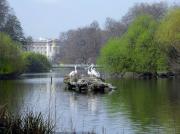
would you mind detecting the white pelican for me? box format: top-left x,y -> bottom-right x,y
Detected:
91,67 -> 100,78
69,65 -> 77,77
87,66 -> 93,76
87,64 -> 100,78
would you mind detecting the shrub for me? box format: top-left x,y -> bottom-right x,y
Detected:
23,52 -> 51,73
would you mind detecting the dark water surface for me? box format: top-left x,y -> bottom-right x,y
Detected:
0,68 -> 180,134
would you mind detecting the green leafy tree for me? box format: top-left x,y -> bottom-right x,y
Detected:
23,52 -> 51,73
98,14 -> 167,75
98,38 -> 132,74
156,8 -> 180,72
124,15 -> 167,72
0,33 -> 25,77
0,0 -> 25,45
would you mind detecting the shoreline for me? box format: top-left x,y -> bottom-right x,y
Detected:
1,71 -> 179,80
107,72 -> 179,79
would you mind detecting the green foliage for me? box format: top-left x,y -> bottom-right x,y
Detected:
0,33 -> 25,76
98,14 -> 168,74
98,38 -> 132,73
0,33 -> 51,78
156,8 -> 180,49
156,8 -> 180,72
0,0 -> 25,45
23,52 -> 51,73
124,15 -> 167,72
3,14 -> 25,44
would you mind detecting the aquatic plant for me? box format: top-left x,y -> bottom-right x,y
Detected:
0,105 -> 54,134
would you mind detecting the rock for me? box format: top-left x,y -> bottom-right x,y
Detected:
63,75 -> 116,94
138,72 -> 157,79
158,72 -> 175,78
167,72 -> 175,77
158,73 -> 168,78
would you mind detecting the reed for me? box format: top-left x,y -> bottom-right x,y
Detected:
0,105 -> 54,134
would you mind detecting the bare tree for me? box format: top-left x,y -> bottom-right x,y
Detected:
122,2 -> 168,25
105,17 -> 127,38
57,21 -> 103,64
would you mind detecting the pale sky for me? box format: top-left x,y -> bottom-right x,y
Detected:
8,0 -> 179,39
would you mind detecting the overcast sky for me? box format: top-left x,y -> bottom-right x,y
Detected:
8,0 -> 179,39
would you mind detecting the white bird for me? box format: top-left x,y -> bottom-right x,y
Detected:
87,64 -> 94,76
91,67 -> 100,78
69,65 -> 77,77
87,64 -> 100,78
87,66 -> 93,76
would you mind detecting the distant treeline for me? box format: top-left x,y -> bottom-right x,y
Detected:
56,2 -> 180,74
98,6 -> 180,74
56,2 -> 168,64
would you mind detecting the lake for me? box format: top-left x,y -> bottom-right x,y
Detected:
0,68 -> 180,134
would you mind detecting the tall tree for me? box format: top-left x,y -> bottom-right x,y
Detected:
98,15 -> 167,74
105,17 -> 127,38
0,0 -> 25,45
3,14 -> 25,44
58,21 -> 103,64
124,15 -> 167,72
122,2 -> 168,25
0,33 -> 25,76
156,8 -> 180,72
0,0 -> 9,30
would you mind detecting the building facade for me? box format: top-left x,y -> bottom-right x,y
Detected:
26,38 -> 60,61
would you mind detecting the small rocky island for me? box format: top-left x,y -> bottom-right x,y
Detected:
63,65 -> 116,93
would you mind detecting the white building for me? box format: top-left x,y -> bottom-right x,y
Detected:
27,38 -> 60,61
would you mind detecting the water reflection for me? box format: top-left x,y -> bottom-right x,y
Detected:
88,96 -> 98,113
69,93 -> 78,113
0,71 -> 180,133
106,79 -> 180,133
0,80 -> 28,114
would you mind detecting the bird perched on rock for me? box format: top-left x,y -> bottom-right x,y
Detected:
69,65 -> 77,77
87,64 -> 100,78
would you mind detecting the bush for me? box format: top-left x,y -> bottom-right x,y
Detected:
0,33 -> 25,78
23,52 -> 51,73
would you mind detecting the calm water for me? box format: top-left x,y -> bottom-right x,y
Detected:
0,68 -> 180,134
